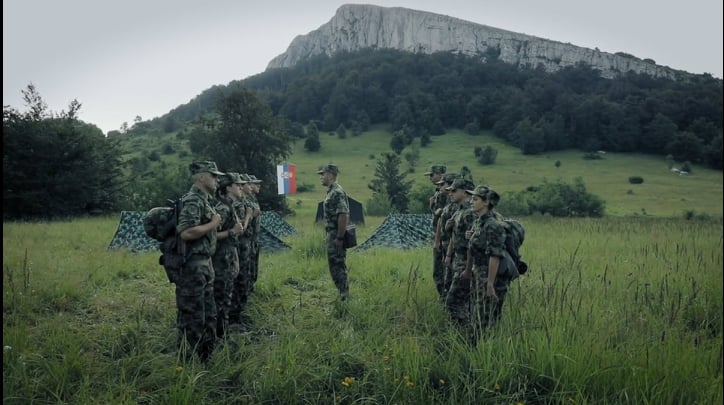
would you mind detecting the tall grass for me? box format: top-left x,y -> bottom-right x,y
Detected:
3,215 -> 723,403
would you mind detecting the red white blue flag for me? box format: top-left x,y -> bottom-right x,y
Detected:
276,164 -> 296,195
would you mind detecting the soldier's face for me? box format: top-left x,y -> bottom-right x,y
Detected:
320,172 -> 333,186
471,195 -> 486,213
430,173 -> 443,184
202,172 -> 219,193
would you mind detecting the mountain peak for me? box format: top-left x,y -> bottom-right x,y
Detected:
267,4 -> 677,79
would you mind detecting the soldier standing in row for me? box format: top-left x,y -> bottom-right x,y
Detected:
176,161 -> 224,362
425,164 -> 448,298
211,172 -> 245,339
247,174 -> 263,293
229,173 -> 254,327
442,178 -> 477,327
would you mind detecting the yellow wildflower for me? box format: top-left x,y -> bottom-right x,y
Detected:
494,383 -> 500,392
439,379 -> 446,385
175,366 -> 184,372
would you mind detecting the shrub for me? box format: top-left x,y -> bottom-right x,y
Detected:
583,152 -> 603,160
296,183 -> 316,193
628,176 -> 644,184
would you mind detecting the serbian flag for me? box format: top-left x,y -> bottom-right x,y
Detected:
276,164 -> 296,195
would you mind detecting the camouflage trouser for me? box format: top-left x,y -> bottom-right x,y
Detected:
250,239 -> 260,291
326,232 -> 348,295
470,267 -> 508,344
230,238 -> 252,323
433,248 -> 445,298
444,253 -> 472,326
212,246 -> 239,338
441,241 -> 453,294
175,256 -> 217,362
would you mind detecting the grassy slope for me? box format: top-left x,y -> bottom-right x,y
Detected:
117,126 -> 723,218
287,127 -> 723,218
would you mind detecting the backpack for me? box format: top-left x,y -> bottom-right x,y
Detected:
143,198 -> 186,283
499,218 -> 528,281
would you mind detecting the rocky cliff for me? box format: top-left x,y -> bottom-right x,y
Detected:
267,4 -> 677,79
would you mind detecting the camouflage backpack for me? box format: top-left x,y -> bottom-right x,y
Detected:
143,198 -> 186,283
500,218 -> 528,280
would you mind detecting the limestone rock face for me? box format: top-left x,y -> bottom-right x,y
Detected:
267,4 -> 676,79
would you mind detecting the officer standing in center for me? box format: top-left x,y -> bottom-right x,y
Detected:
318,164 -> 351,301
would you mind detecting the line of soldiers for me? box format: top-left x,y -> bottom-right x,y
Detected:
427,164 -> 511,346
174,161 -> 263,363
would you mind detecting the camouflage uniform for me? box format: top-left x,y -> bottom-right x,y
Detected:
438,193 -> 464,294
430,172 -> 455,297
211,192 -> 240,338
320,167 -> 350,297
444,203 -> 476,325
247,191 -> 261,292
230,195 -> 253,324
468,210 -> 508,342
176,183 -> 219,362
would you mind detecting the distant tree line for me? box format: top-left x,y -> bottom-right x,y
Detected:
234,49 -> 721,169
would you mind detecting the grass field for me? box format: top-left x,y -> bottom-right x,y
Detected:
3,213 -> 723,404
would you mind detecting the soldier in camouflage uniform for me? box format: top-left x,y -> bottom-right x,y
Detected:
247,174 -> 263,293
212,172 -> 245,338
318,164 -> 351,301
461,185 -> 508,346
425,164 -> 448,297
176,161 -> 224,362
433,173 -> 461,296
229,173 -> 254,326
442,178 -> 476,326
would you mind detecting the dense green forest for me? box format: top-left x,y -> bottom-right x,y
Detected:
4,49 -> 722,219
159,49 -> 722,168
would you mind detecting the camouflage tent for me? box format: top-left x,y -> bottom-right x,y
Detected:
316,195 -> 365,225
355,214 -> 433,251
109,210 -> 292,253
261,211 -> 298,237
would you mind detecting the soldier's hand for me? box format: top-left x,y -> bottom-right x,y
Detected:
486,284 -> 499,302
211,213 -> 222,226
334,238 -> 344,253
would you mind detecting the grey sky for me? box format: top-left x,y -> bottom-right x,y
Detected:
4,0 -> 722,134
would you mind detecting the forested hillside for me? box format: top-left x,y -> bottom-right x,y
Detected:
155,49 -> 722,169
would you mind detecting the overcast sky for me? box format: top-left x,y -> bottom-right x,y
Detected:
4,0 -> 722,134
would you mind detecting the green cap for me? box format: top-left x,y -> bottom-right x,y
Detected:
316,164 -> 339,175
436,173 -> 459,185
466,185 -> 500,206
190,161 -> 224,176
248,174 -> 263,183
446,178 -> 475,192
424,165 -> 446,175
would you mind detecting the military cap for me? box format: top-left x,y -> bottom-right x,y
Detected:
446,178 -> 475,192
248,174 -> 263,183
239,173 -> 253,183
190,161 -> 224,176
435,173 -> 460,185
423,165 -> 446,175
466,185 -> 500,206
222,172 -> 247,185
316,164 -> 339,175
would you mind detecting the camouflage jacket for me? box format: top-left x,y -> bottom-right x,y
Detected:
213,195 -> 239,252
439,200 -> 465,243
248,196 -> 261,239
232,197 -> 253,241
430,188 -> 448,228
322,182 -> 349,232
450,203 -> 475,255
468,211 -> 506,269
177,184 -> 218,257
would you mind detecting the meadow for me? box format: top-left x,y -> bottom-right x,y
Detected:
3,212 -> 722,404
4,130 -> 723,403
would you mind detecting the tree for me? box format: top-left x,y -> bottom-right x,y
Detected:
188,87 -> 293,213
390,130 -> 407,155
367,152 -> 413,213
3,85 -> 124,218
304,122 -> 321,152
